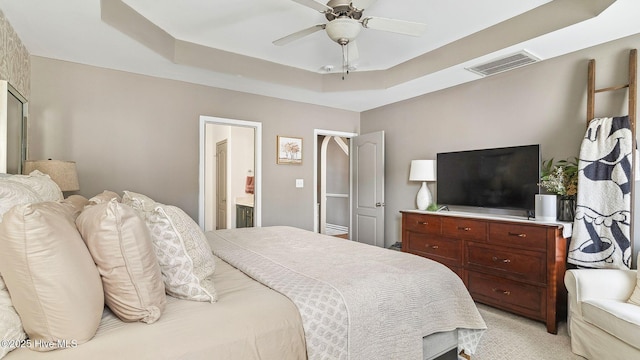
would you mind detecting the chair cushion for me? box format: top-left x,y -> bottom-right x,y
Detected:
0,202 -> 104,351
628,262 -> 640,306
582,299 -> 640,349
76,199 -> 166,324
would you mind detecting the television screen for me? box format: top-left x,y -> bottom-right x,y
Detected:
436,145 -> 540,212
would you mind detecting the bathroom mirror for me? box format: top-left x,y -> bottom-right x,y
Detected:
0,80 -> 28,174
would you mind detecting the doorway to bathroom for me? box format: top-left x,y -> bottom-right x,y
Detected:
199,116 -> 262,231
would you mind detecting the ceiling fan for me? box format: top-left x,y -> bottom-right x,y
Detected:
273,0 -> 427,75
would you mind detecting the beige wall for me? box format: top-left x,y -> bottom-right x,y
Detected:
361,33 -> 640,249
28,57 -> 360,230
23,33 -> 640,257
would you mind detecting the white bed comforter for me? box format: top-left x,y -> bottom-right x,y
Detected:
207,226 -> 486,360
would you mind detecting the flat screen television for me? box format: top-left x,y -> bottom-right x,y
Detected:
436,144 -> 540,215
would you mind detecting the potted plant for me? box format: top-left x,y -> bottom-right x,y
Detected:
539,157 -> 578,221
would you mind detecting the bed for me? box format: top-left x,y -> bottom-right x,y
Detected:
0,177 -> 485,359
207,226 -> 486,360
5,255 -> 307,360
4,225 -> 485,360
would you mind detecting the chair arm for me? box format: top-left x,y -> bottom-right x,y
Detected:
565,269 -> 636,316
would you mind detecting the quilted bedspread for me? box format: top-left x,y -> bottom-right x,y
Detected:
206,226 -> 486,360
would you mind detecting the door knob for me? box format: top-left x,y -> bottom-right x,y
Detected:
375,202 -> 385,207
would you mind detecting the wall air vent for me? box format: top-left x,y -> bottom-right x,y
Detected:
466,50 -> 541,77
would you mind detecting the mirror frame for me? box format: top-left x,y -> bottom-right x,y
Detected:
0,80 -> 28,174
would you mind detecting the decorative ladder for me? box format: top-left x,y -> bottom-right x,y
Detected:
586,48 -> 637,259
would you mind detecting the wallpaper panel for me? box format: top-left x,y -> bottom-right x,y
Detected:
0,10 -> 30,99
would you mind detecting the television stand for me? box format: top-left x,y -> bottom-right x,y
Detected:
400,210 -> 567,334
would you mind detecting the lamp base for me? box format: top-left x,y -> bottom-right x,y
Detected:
416,182 -> 432,211
535,194 -> 556,221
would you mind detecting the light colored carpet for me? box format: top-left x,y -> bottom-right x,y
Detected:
474,303 -> 584,360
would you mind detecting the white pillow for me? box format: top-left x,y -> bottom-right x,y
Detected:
0,275 -> 27,358
0,180 -> 42,221
8,170 -> 63,201
123,191 -> 217,302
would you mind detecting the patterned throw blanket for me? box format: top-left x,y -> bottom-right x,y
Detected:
569,116 -> 633,269
207,226 -> 486,360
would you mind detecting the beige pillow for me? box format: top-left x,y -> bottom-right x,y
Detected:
0,275 -> 26,358
0,202 -> 104,351
60,194 -> 89,220
122,190 -> 156,211
76,199 -> 166,323
87,190 -> 122,205
123,191 -> 217,302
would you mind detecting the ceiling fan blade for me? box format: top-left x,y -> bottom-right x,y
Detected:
346,41 -> 359,63
362,16 -> 427,37
273,24 -> 325,46
351,0 -> 377,10
291,0 -> 332,13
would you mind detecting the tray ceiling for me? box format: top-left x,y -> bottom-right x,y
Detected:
1,0 -> 639,111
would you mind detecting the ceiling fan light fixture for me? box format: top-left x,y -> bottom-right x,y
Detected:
325,17 -> 361,44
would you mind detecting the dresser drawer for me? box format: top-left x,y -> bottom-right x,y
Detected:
488,223 -> 547,250
405,232 -> 462,264
467,272 -> 546,320
403,213 -> 441,234
442,217 -> 486,241
466,242 -> 546,284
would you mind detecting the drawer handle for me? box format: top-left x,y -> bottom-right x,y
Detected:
492,288 -> 511,296
492,256 -> 511,263
417,221 -> 428,225
425,244 -> 439,250
457,226 -> 471,231
508,232 -> 527,238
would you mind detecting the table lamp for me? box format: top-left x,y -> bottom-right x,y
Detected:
409,160 -> 436,210
23,159 -> 80,192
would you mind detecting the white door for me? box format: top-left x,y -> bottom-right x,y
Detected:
351,131 -> 385,247
216,140 -> 228,230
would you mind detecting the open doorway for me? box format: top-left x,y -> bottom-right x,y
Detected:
199,116 -> 262,231
314,130 -> 385,247
314,129 -> 357,238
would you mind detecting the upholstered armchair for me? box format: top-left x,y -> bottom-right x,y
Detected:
564,266 -> 640,359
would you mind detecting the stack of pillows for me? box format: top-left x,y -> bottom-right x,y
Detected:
0,172 -> 218,358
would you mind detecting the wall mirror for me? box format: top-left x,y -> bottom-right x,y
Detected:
0,80 -> 28,174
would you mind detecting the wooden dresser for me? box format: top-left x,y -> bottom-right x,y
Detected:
400,210 -> 567,334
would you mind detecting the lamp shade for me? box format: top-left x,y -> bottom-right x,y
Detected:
23,160 -> 80,191
409,160 -> 436,181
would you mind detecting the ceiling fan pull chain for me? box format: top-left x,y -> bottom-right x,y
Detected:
342,43 -> 347,80
346,44 -> 350,76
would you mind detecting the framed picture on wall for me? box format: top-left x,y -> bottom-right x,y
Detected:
277,136 -> 302,165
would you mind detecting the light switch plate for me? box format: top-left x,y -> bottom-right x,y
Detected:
296,179 -> 304,188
